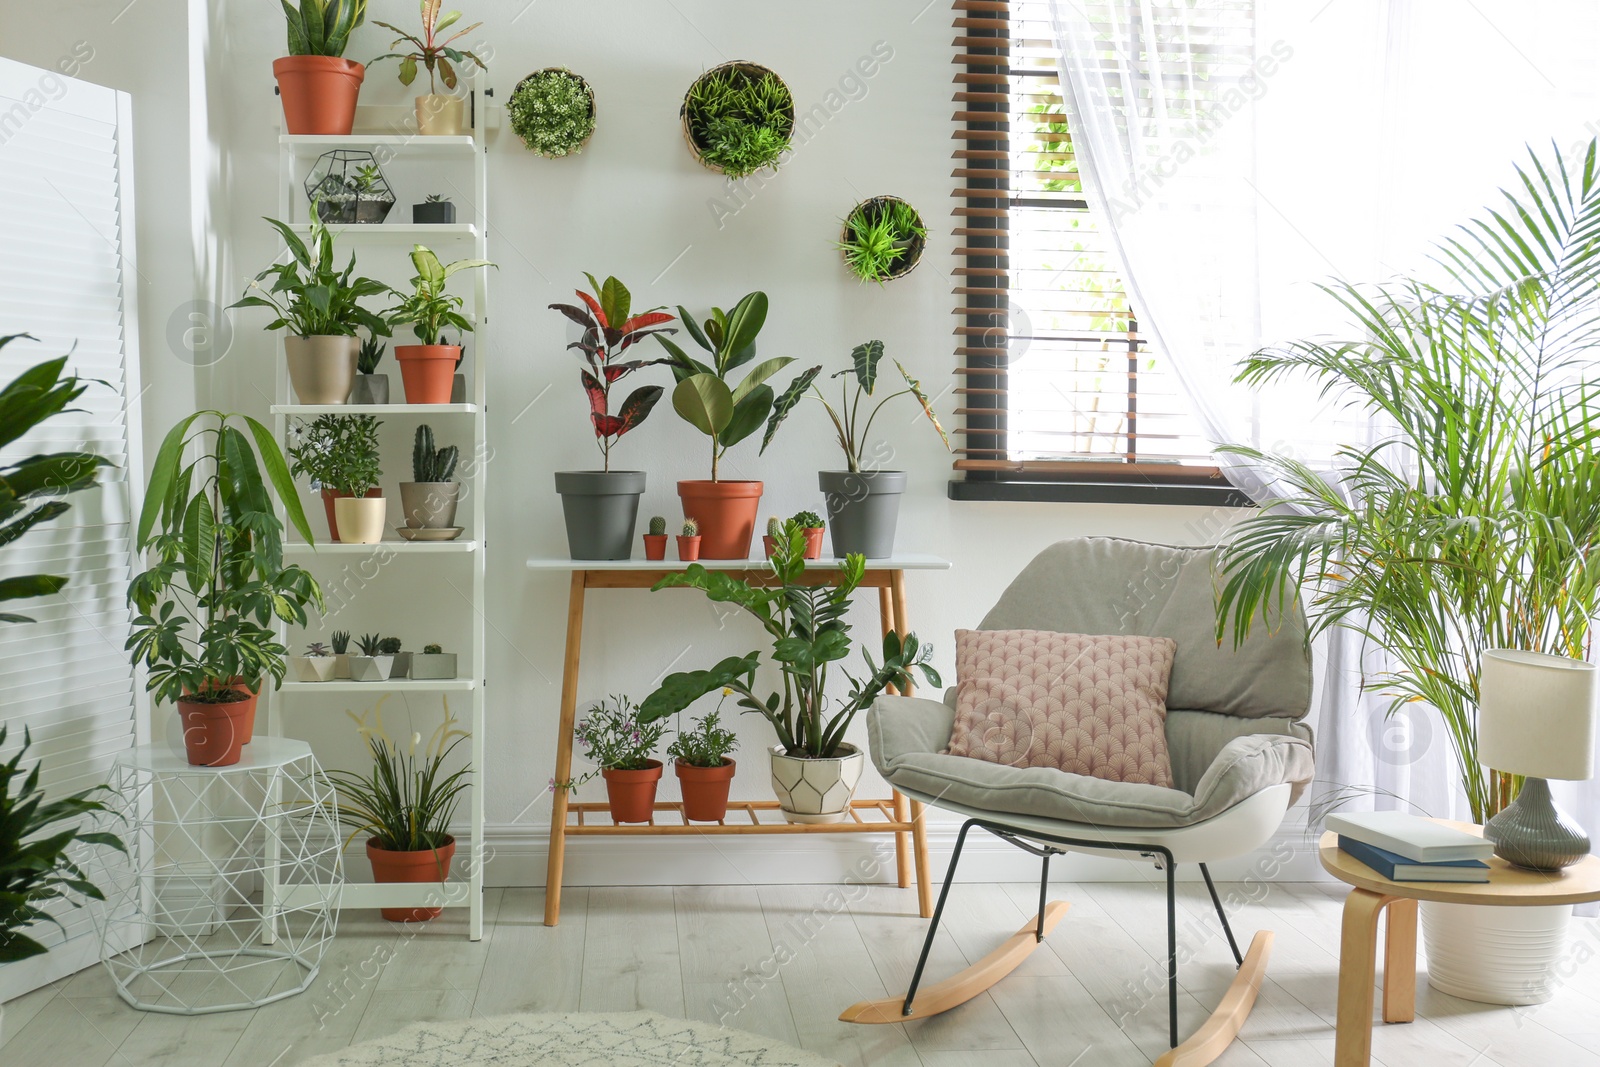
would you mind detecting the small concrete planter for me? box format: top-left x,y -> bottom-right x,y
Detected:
348,373 -> 389,405
410,652 -> 458,680
290,656 -> 336,683
819,470 -> 907,558
555,470 -> 646,560
400,481 -> 460,529
332,654 -> 351,679
769,744 -> 865,824
348,655 -> 394,682
390,652 -> 411,679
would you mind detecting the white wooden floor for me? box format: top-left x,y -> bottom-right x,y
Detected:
4,880 -> 1600,1066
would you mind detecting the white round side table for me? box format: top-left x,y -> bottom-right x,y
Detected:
92,738 -> 343,1014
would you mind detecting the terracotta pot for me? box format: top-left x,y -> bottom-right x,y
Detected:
395,345 -> 460,404
676,758 -> 736,822
676,535 -> 702,561
335,495 -> 387,544
762,535 -> 777,558
602,760 -> 663,823
416,94 -> 465,136
320,487 -> 382,542
199,677 -> 259,744
367,836 -> 456,922
285,335 -> 358,405
177,696 -> 252,766
802,527 -> 825,559
643,534 -> 668,560
677,480 -> 763,559
272,56 -> 364,136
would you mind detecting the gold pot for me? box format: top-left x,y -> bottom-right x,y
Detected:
416,94 -> 465,136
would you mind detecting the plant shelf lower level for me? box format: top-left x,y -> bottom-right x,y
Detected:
564,798 -> 912,835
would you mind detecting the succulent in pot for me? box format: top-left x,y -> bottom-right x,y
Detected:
348,631 -> 393,682
667,703 -> 739,822
566,695 -> 667,824
411,642 -> 458,680
371,1 -> 487,136
837,196 -> 927,284
291,641 -> 338,683
273,0 -> 369,136
790,509 -> 825,560
331,629 -> 352,678
401,424 -> 461,531
548,274 -> 677,560
643,515 -> 668,561
349,334 -> 389,405
288,414 -> 383,543
762,515 -> 783,559
230,211 -> 390,405
384,245 -> 494,404
413,192 -> 455,225
379,636 -> 408,679
654,292 -> 820,559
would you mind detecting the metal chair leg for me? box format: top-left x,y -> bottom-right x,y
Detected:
1036,851 -> 1051,942
1166,857 -> 1178,1049
1199,862 -> 1244,966
902,819 -> 975,1016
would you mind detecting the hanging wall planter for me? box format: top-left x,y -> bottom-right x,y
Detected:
508,68 -> 597,158
680,61 -> 795,179
304,150 -> 396,224
838,196 -> 927,284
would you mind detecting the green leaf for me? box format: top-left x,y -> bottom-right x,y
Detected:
243,415 -> 315,546
760,365 -> 821,453
638,653 -> 761,723
399,54 -> 418,86
598,276 -> 630,328
718,384 -> 773,448
730,356 -> 794,405
851,339 -> 884,394
0,574 -> 67,605
138,412 -> 202,547
672,374 -> 734,437
720,291 -> 768,369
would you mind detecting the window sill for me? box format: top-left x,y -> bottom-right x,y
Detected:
947,478 -> 1255,508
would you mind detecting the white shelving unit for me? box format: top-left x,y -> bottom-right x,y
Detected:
266,83 -> 490,941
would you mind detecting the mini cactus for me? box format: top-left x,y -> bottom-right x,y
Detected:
791,509 -> 824,529
330,630 -> 350,654
377,636 -> 402,655
412,424 -> 460,483
680,517 -> 699,537
305,642 -> 331,657
355,632 -> 382,656
423,643 -> 444,655
766,516 -> 784,539
648,515 -> 667,536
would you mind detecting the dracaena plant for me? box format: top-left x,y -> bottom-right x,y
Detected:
280,0 -> 368,58
654,292 -> 820,481
372,0 -> 486,95
229,212 -> 390,338
548,274 -> 678,472
385,244 -> 494,345
639,522 -> 941,758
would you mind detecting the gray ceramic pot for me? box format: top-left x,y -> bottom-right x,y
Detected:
349,373 -> 389,405
400,481 -> 460,528
555,471 -> 646,560
410,652 -> 457,679
818,470 -> 907,558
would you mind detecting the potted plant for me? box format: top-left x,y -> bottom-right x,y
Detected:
677,517 -> 701,561
571,695 -> 667,824
380,636 -> 408,678
508,67 -> 596,157
643,515 -> 668,561
761,515 -> 783,558
371,1 -> 486,136
401,424 -> 460,530
654,292 -> 819,559
273,0 -> 368,136
838,197 -> 927,284
291,641 -> 337,682
413,193 -> 455,224
411,642 -> 457,679
288,414 -> 383,542
323,427 -> 384,544
350,334 -> 388,405
790,510 -> 825,559
230,211 -> 390,405
127,411 -> 323,765
326,697 -> 470,921
548,274 -> 677,559
640,524 -> 940,822
680,62 -> 794,179
348,632 -> 392,682
764,340 -> 947,558
305,152 -> 395,224
385,245 -> 494,404
331,629 -> 352,678
667,704 -> 739,822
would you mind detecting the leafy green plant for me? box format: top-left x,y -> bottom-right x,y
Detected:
385,244 -> 494,345
838,198 -> 926,284
355,632 -> 382,656
653,292 -> 819,481
357,334 -> 385,375
280,0 -> 368,58
0,336 -> 111,623
0,725 -> 125,962
666,705 -> 739,768
573,695 -> 665,772
508,68 -> 595,157
371,0 -> 486,94
791,509 -> 823,530
127,412 -> 323,706
331,629 -> 350,654
680,517 -> 699,537
411,424 -> 458,482
1215,141 -> 1600,824
425,193 -> 447,203
230,211 -> 390,338
326,697 -> 471,852
648,515 -> 667,536
287,414 -> 382,495
683,65 -> 794,179
640,524 -> 941,757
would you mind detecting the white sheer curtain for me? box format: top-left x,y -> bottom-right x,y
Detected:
1047,0 -> 1600,823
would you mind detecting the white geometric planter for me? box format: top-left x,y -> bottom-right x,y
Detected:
769,744 -> 865,824
290,656 -> 336,683
1420,901 -> 1572,1005
348,655 -> 394,682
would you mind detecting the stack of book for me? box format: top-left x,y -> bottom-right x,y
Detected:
1327,811 -> 1494,882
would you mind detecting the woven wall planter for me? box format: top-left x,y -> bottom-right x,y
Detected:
680,61 -> 794,179
839,195 -> 927,284
508,67 -> 597,158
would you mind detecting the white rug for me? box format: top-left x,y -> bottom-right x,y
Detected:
300,1011 -> 841,1067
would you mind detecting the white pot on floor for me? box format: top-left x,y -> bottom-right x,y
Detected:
1420,901 -> 1571,1005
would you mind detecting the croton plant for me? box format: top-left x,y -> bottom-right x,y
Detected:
549,275 -> 678,471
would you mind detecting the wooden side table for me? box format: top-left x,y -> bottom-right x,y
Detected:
1318,823 -> 1600,1066
526,554 -> 952,927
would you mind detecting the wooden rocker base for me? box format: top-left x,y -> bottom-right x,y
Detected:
1153,930 -> 1273,1067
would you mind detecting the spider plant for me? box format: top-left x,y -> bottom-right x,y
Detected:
325,696 -> 471,853
683,65 -> 794,179
1214,140 -> 1600,824
838,198 -> 927,284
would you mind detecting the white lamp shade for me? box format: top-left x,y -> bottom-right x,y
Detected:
1478,649 -> 1597,780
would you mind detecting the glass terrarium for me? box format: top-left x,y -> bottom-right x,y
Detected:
304,149 -> 396,224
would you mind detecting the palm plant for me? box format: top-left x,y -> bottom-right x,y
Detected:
1214,140 -> 1600,823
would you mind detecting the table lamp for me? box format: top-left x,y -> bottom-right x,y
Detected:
1478,648 -> 1597,871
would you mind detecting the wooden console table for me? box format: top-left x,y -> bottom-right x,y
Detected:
526,554 -> 952,927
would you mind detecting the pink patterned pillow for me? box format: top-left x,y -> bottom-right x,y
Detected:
947,629 -> 1176,788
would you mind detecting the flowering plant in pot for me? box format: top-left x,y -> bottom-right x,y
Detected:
384,244 -> 493,404
640,523 -> 940,822
317,420 -> 384,544
326,697 -> 470,921
127,411 -> 323,766
230,211 -> 390,405
666,703 -> 739,822
766,340 -> 947,559
288,414 -> 383,542
570,695 -> 667,824
401,424 -> 460,532
548,274 -> 677,559
371,0 -> 486,136
274,0 -> 369,135
654,291 -> 819,558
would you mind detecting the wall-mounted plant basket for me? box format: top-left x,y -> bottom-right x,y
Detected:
838,196 -> 927,284
305,149 -> 396,224
508,67 -> 597,158
680,61 -> 795,179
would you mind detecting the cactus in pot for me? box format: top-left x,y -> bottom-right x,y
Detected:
378,636 -> 409,679
763,515 -> 785,558
677,516 -> 702,562
401,423 -> 461,531
643,514 -> 669,560
411,641 -> 458,680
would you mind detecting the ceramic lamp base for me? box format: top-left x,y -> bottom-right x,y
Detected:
1484,777 -> 1591,871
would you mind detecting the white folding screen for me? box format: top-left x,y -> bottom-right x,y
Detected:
0,56 -> 146,1000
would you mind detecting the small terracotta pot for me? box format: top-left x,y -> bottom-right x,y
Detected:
642,533 -> 668,560
177,696 -> 252,766
395,344 -> 461,404
285,335 -> 358,405
677,480 -> 763,559
602,760 -> 663,823
676,535 -> 702,561
273,56 -> 364,136
335,495 -> 387,544
320,487 -> 382,542
416,94 -> 465,136
676,758 -> 736,822
367,837 -> 456,922
196,677 -> 259,743
802,527 -> 825,559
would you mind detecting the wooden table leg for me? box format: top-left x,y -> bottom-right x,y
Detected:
910,797 -> 933,917
1336,887 -> 1399,1067
544,571 -> 586,927
889,571 -> 913,698
878,582 -> 913,890
1383,898 -> 1417,1023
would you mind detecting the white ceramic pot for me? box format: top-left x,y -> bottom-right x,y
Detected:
334,495 -> 386,544
1420,901 -> 1572,1005
332,654 -> 351,679
416,93 -> 464,135
284,334 -> 357,404
290,656 -> 336,682
348,655 -> 394,683
769,744 -> 865,824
